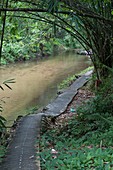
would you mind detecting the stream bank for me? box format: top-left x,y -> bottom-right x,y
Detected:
0,71 -> 92,170
0,53 -> 91,126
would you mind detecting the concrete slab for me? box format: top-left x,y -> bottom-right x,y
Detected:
43,71 -> 92,117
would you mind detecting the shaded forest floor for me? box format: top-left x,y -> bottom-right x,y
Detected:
45,87 -> 94,132
39,78 -> 113,169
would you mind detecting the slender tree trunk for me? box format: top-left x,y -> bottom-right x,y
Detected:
0,0 -> 8,62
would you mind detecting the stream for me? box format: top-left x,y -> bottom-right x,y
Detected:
0,52 -> 91,125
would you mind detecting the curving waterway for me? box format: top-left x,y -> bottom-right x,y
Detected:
0,53 -> 91,125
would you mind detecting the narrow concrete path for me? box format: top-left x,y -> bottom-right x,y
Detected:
43,70 -> 92,116
0,70 -> 92,170
0,114 -> 41,170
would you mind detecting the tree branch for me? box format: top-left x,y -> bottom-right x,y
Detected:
1,7 -> 113,25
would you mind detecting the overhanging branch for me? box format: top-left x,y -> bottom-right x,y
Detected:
0,7 -> 113,25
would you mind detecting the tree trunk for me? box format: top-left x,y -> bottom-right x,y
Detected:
0,0 -> 8,62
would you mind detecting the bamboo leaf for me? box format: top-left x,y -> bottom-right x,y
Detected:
0,119 -> 6,128
0,116 -> 6,122
0,86 -> 4,91
4,84 -> 12,90
3,78 -> 16,84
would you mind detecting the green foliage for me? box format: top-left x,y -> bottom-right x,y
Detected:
0,115 -> 6,162
1,0 -> 113,78
2,24 -> 81,64
39,145 -> 113,169
58,66 -> 93,90
112,10 -> 113,15
0,116 -> 6,128
0,79 -> 15,129
0,79 -> 15,162
0,145 -> 6,163
31,0 -> 113,78
2,36 -> 37,63
27,106 -> 39,115
78,66 -> 93,75
1,5 -> 82,64
0,78 -> 15,90
76,78 -> 113,136
58,74 -> 77,90
38,78 -> 113,169
39,118 -> 113,169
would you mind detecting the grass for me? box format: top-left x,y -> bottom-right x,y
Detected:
58,66 -> 93,90
78,66 -> 93,75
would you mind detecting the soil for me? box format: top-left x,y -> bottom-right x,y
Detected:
41,86 -> 94,131
66,88 -> 94,113
57,88 -> 94,125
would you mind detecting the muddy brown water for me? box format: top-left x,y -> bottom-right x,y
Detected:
0,53 -> 90,125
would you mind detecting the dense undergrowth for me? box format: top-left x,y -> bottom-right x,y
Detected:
0,80 -> 16,162
38,77 -> 113,169
0,116 -> 7,162
1,10 -> 82,65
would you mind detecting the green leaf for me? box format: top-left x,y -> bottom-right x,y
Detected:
0,119 -> 6,128
111,10 -> 113,15
3,78 -> 15,84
